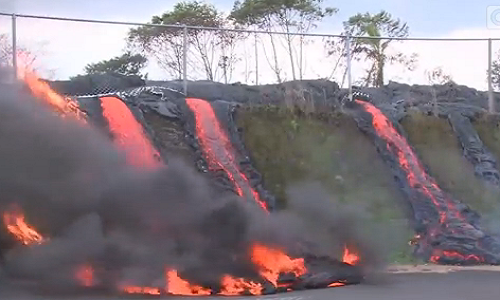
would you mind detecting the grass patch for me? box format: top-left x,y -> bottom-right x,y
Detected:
236,106 -> 419,262
400,112 -> 499,213
473,114 -> 500,161
236,106 -> 403,213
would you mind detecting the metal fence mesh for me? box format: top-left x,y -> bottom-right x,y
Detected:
0,12 -> 498,108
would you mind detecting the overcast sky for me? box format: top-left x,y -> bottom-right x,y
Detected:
1,0 -> 500,90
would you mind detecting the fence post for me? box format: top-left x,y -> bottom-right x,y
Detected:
254,32 -> 258,85
345,33 -> 352,101
182,25 -> 188,95
11,13 -> 17,82
488,38 -> 494,113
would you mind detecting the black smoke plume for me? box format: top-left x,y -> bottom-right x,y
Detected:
0,70 -> 377,295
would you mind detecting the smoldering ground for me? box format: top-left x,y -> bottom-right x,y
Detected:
0,71 -> 390,295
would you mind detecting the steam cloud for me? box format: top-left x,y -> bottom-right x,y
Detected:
0,68 -> 386,295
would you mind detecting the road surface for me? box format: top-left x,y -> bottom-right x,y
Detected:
1,267 -> 500,300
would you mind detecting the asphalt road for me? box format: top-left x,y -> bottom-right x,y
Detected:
1,270 -> 500,300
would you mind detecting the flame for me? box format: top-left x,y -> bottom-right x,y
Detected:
185,98 -> 268,211
75,264 -> 94,287
100,96 -> 162,169
166,269 -> 211,296
327,246 -> 359,288
2,205 -> 45,245
16,57 -> 86,122
342,245 -> 360,266
219,275 -> 262,295
250,244 -> 307,286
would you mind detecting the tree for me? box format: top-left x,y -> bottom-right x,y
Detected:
1,34 -> 44,78
128,1 -> 241,82
426,66 -> 453,116
330,11 -> 417,87
489,50 -> 500,91
230,0 -> 337,82
83,51 -> 147,77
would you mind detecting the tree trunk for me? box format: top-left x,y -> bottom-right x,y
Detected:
376,54 -> 384,87
269,33 -> 282,83
431,86 -> 438,116
286,32 -> 296,81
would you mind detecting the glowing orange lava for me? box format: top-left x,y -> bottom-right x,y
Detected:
430,250 -> 483,264
100,96 -> 162,170
250,243 -> 307,286
2,205 -> 44,245
355,99 -> 475,263
355,100 -> 461,223
326,246 -> 360,288
166,269 -> 211,296
219,275 -> 263,295
185,98 -> 268,211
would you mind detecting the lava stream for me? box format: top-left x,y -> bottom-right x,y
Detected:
100,96 -> 162,169
186,97 -> 360,291
355,100 -> 460,222
185,98 -> 268,211
355,99 -> 479,263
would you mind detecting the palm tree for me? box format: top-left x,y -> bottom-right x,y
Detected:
343,11 -> 412,87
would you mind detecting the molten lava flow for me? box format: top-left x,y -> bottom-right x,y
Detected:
75,264 -> 94,287
430,250 -> 483,264
355,100 -> 481,263
166,269 -> 211,296
2,205 -> 45,245
355,100 -> 460,223
100,96 -> 162,170
250,244 -> 307,286
16,60 -> 86,122
185,98 -> 268,211
219,275 -> 263,296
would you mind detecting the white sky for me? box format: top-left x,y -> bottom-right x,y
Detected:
1,0 -> 500,91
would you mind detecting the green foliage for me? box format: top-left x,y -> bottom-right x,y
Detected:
230,0 -> 337,30
83,51 -> 147,77
128,1 -> 241,82
230,0 -> 337,81
489,50 -> 500,91
400,112 -> 500,213
327,10 -> 417,87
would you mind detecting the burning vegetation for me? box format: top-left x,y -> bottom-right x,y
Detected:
0,66 -> 363,297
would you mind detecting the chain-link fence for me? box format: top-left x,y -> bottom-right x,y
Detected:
0,12 -> 498,110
